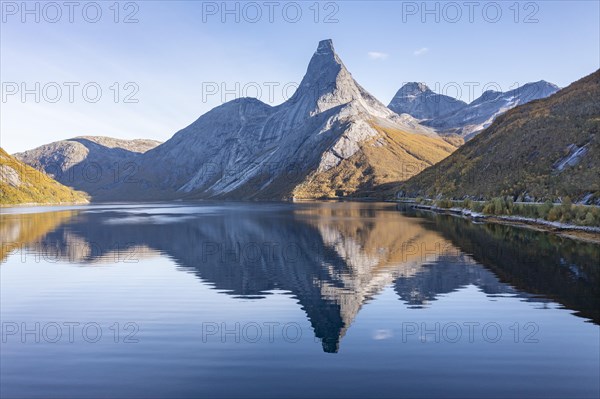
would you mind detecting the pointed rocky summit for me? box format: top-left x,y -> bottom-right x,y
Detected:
20,40 -> 459,201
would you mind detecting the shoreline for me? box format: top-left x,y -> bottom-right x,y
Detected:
0,200 -> 90,209
398,201 -> 600,244
2,198 -> 600,244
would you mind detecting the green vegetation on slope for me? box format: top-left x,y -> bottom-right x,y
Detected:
414,196 -> 600,227
0,148 -> 88,205
398,70 -> 600,204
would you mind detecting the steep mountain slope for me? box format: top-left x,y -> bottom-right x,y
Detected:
15,137 -> 161,199
293,122 -> 458,198
388,82 -> 467,119
114,40 -> 456,201
0,148 -> 88,205
397,70 -> 600,204
423,81 -> 560,139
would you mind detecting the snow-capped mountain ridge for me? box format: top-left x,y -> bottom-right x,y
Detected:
390,80 -> 560,139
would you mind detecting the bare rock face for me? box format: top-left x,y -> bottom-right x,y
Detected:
15,40 -> 457,201
388,82 -> 467,120
115,39 -> 453,201
425,81 -> 560,139
15,137 -> 161,198
390,81 -> 560,139
0,165 -> 22,187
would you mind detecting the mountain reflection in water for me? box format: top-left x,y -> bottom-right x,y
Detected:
1,202 -> 598,353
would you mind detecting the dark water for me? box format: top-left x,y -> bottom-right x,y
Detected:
1,202 -> 599,398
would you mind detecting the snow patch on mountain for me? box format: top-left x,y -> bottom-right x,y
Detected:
554,143 -> 590,171
391,80 -> 560,139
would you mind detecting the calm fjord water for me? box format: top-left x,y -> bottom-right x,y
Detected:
1,202 -> 599,398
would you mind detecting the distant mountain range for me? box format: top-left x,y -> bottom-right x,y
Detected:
398,69 -> 600,204
15,40 -> 457,201
389,80 -> 560,139
6,40 -> 597,205
0,148 -> 88,205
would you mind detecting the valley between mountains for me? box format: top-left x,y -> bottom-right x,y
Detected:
2,40 -> 599,212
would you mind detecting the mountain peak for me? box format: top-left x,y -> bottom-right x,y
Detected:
286,39 -> 352,113
388,82 -> 466,120
316,39 -> 335,55
288,39 -> 413,121
523,80 -> 561,92
308,39 -> 342,68
303,39 -> 342,74
399,82 -> 430,95
533,80 -> 558,87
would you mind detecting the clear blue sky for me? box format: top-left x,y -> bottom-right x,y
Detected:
1,0 -> 599,153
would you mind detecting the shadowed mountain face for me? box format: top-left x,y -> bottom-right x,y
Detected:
3,202 -> 598,352
14,137 -> 161,200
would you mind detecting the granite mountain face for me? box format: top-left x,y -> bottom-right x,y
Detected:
15,40 -> 456,201
102,40 -> 457,201
390,80 -> 560,139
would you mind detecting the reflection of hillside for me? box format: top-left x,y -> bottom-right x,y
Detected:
8,202 -> 599,353
0,211 -> 76,261
394,257 -> 519,308
39,228 -> 160,264
406,207 -> 600,323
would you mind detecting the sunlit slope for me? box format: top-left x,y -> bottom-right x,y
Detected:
398,70 -> 600,203
293,122 -> 458,198
0,148 -> 88,205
